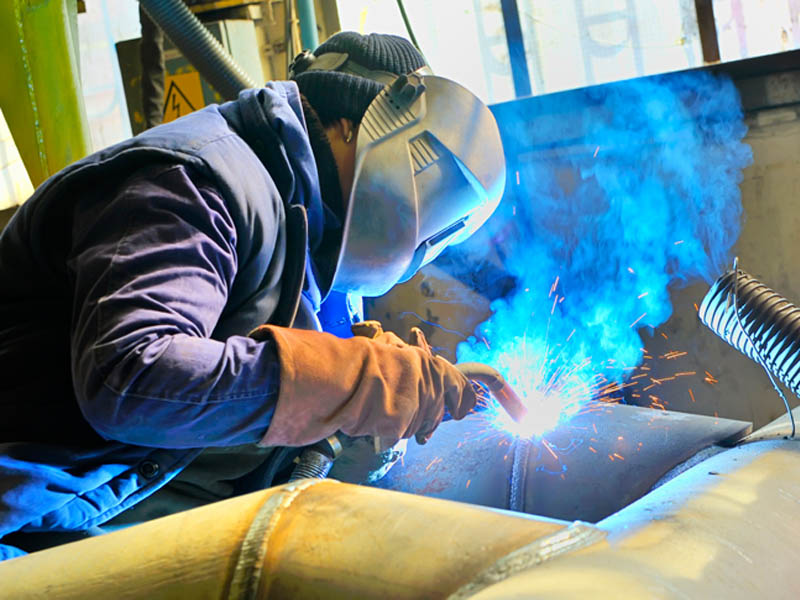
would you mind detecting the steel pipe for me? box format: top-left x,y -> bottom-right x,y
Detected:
0,479 -> 570,599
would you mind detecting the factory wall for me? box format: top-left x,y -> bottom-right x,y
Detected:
646,89 -> 800,428
369,63 -> 800,431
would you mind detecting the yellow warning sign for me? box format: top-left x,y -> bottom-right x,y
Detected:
162,71 -> 204,123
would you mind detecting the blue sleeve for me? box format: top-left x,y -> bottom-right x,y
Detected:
69,164 -> 280,448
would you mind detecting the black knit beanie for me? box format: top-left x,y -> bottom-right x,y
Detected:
292,31 -> 427,126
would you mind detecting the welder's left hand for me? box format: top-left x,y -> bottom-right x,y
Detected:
249,324 -> 477,448
352,322 -> 447,444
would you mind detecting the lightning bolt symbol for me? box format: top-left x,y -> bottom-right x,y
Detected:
172,92 -> 181,116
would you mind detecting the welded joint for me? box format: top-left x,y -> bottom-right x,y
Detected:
509,437 -> 532,512
447,522 -> 607,600
226,478 -> 332,600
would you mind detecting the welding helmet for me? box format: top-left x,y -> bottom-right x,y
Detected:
328,70 -> 506,297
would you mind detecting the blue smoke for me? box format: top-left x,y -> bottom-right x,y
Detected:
453,70 -> 752,437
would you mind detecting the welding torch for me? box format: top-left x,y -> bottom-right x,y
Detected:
288,322 -> 527,482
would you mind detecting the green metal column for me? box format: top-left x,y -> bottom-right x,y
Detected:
0,0 -> 91,187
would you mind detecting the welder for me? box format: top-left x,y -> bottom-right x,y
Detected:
0,31 -> 505,560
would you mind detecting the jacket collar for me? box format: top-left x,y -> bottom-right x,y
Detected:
219,83 -> 326,253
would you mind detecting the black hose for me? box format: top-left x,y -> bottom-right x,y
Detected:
699,267 -> 800,436
395,0 -> 421,51
139,0 -> 256,101
289,448 -> 335,481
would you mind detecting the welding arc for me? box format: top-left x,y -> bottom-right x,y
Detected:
456,362 -> 529,423
699,268 -> 800,435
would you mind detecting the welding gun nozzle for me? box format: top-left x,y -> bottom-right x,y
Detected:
455,362 -> 528,423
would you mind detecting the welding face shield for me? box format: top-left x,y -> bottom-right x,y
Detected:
330,71 -> 506,297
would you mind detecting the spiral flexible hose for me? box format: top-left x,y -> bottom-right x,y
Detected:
139,0 -> 256,101
699,268 -> 800,398
289,448 -> 335,481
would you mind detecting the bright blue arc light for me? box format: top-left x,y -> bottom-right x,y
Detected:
455,70 -> 753,438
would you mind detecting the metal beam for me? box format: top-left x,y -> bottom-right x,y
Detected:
500,0 -> 532,98
0,0 -> 91,186
694,0 -> 721,63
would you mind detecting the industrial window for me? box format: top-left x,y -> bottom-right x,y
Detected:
337,0 -> 515,104
712,0 -> 800,61
339,0 -> 800,103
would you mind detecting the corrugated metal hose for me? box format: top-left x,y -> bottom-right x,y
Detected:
699,262 -> 798,436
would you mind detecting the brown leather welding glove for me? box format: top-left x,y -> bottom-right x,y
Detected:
250,325 -> 476,447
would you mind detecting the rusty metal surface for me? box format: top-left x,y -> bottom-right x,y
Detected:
370,402 -> 751,522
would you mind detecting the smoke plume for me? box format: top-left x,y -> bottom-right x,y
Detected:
453,70 -> 753,436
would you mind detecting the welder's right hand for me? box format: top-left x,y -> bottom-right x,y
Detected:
249,325 -> 477,447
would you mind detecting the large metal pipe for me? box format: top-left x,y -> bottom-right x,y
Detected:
139,0 -> 256,100
4,440 -> 800,597
0,479 -> 576,599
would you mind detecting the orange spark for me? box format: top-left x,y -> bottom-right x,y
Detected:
613,453 -> 625,460
542,440 -> 558,460
425,457 -> 442,471
466,479 -> 471,488
661,332 -> 668,339
689,388 -> 696,403
630,312 -> 647,328
589,446 -> 597,453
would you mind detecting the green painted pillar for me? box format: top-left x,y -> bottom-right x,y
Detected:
0,0 -> 91,187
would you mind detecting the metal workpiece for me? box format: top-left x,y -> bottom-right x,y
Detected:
374,402 -> 752,522
465,439 -> 800,599
0,479 -> 578,600
448,522 -> 606,600
0,423 -> 793,599
740,404 -> 800,444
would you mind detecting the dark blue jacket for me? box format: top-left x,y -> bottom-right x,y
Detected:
0,83 -> 358,560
